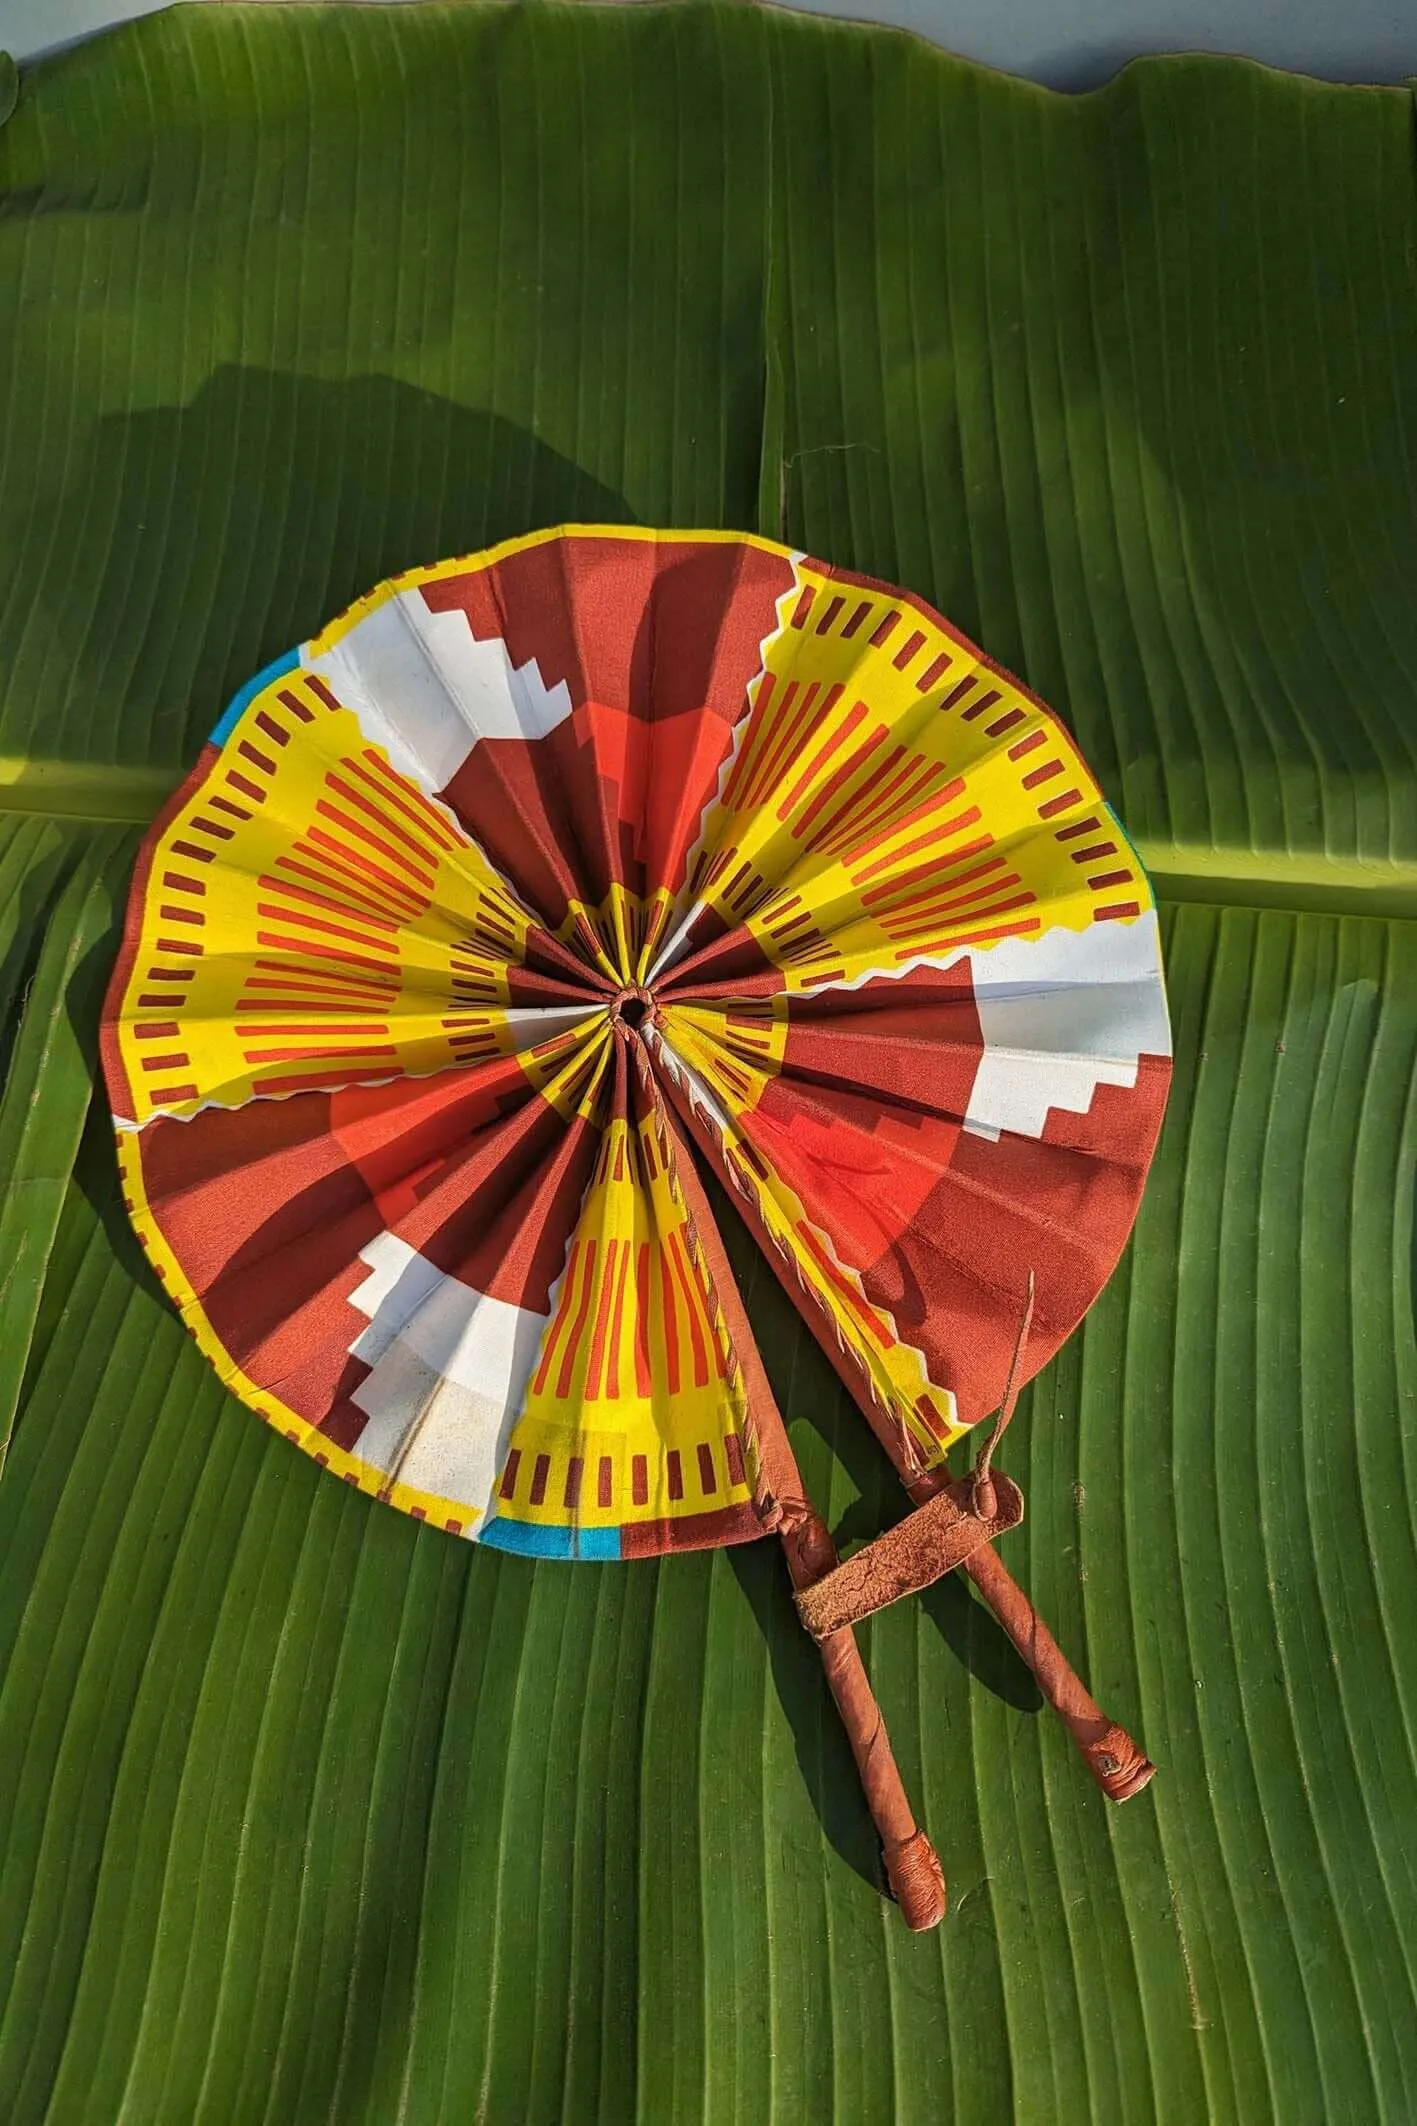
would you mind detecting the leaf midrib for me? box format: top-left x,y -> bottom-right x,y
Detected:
6,759 -> 1416,918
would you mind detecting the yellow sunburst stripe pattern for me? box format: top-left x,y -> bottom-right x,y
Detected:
497,1112 -> 755,1535
686,564 -> 1151,992
656,999 -> 788,1121
113,669 -> 567,1125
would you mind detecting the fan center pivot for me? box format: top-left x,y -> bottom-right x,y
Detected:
610,984 -> 655,1034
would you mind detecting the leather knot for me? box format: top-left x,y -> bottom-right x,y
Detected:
883,1829 -> 947,1930
779,1502 -> 838,1585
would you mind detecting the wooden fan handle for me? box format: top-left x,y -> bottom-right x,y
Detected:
962,1541 -> 1155,1801
815,1622 -> 947,1929
779,1506 -> 945,1929
649,1094 -> 945,1925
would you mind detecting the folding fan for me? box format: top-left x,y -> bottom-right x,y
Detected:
102,526 -> 1172,1927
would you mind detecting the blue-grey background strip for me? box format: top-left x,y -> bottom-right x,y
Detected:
4,0 -> 1417,89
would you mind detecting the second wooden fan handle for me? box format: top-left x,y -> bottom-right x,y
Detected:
962,1540 -> 1155,1801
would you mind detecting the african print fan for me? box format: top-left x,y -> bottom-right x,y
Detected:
102,527 -> 1172,1928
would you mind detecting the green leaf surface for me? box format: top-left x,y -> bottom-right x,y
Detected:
0,7 -> 1413,2120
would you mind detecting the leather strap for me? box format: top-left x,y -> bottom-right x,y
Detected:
793,1472 -> 1024,1643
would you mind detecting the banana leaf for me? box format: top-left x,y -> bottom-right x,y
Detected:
0,7 -> 1414,2119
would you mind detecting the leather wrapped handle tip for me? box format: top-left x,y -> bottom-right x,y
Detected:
962,1540 -> 1156,1801
784,1509 -> 947,1928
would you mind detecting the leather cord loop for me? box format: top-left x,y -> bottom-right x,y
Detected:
969,1269 -> 1034,1522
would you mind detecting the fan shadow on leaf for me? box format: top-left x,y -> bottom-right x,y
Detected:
9,371 -> 636,771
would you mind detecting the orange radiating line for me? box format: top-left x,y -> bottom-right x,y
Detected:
874,855 -> 1008,919
722,671 -> 777,807
860,835 -> 994,911
812,742 -> 906,853
243,975 -> 394,1006
255,930 -> 398,980
313,801 -> 435,890
747,682 -> 815,806
256,899 -> 399,955
883,888 -> 1035,941
794,723 -> 890,838
239,1021 -> 389,1037
306,825 -> 429,908
258,876 -> 399,935
605,1237 -> 633,1399
850,801 -> 980,881
325,771 -> 442,869
752,684 -> 832,807
555,1237 -> 600,1400
665,1229 -> 710,1388
243,1042 -> 398,1063
532,1242 -> 581,1394
249,956 -> 395,992
776,690 -> 858,820
1006,728 -> 1047,760
894,915 -> 1041,958
835,759 -> 944,860
293,833 -> 424,916
848,770 -> 969,865
356,748 -> 462,849
584,1237 -> 620,1398
276,854 -> 404,924
254,1066 -> 402,1094
634,1243 -> 653,1395
659,1246 -> 681,1393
